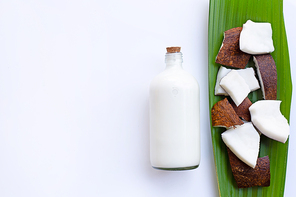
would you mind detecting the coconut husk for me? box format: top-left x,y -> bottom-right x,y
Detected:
253,54 -> 277,100
211,98 -> 244,128
215,27 -> 251,69
228,97 -> 252,122
227,148 -> 270,188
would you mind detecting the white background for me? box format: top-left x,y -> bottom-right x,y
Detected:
0,0 -> 295,196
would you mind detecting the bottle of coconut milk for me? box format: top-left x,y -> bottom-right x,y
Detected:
149,47 -> 200,170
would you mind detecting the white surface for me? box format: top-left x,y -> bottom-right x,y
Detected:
0,0 -> 294,196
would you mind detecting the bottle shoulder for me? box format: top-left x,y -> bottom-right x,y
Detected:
150,68 -> 199,90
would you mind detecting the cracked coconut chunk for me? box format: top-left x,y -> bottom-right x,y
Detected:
229,97 -> 252,122
249,100 -> 290,143
237,68 -> 260,92
211,98 -> 244,128
220,70 -> 250,106
222,122 -> 260,168
239,20 -> 274,55
227,148 -> 270,188
215,66 -> 260,96
215,27 -> 251,68
253,54 -> 277,100
215,66 -> 231,95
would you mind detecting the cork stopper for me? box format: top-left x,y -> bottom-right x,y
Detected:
166,46 -> 181,53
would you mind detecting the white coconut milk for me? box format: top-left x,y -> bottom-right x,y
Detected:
149,49 -> 200,170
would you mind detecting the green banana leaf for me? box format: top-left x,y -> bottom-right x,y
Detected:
208,0 -> 292,196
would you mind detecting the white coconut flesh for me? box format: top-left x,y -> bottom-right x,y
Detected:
237,68 -> 260,91
220,70 -> 250,106
221,122 -> 260,168
239,20 -> 274,55
215,66 -> 260,96
249,100 -> 290,143
215,66 -> 231,95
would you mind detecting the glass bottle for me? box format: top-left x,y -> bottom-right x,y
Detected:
149,47 -> 200,170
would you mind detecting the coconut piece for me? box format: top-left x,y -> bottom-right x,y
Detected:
237,68 -> 260,92
220,70 -> 250,106
215,67 -> 260,96
215,66 -> 231,95
221,122 -> 260,168
239,20 -> 274,55
227,148 -> 270,188
211,98 -> 244,128
249,100 -> 290,143
229,97 -> 252,122
215,27 -> 251,69
253,54 -> 277,100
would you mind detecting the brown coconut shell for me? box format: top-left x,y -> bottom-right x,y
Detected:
227,148 -> 270,188
215,27 -> 251,69
211,98 -> 244,128
228,97 -> 252,122
253,54 -> 277,100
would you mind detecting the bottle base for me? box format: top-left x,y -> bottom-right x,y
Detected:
152,164 -> 199,171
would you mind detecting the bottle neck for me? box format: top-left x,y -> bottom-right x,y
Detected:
165,52 -> 183,69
